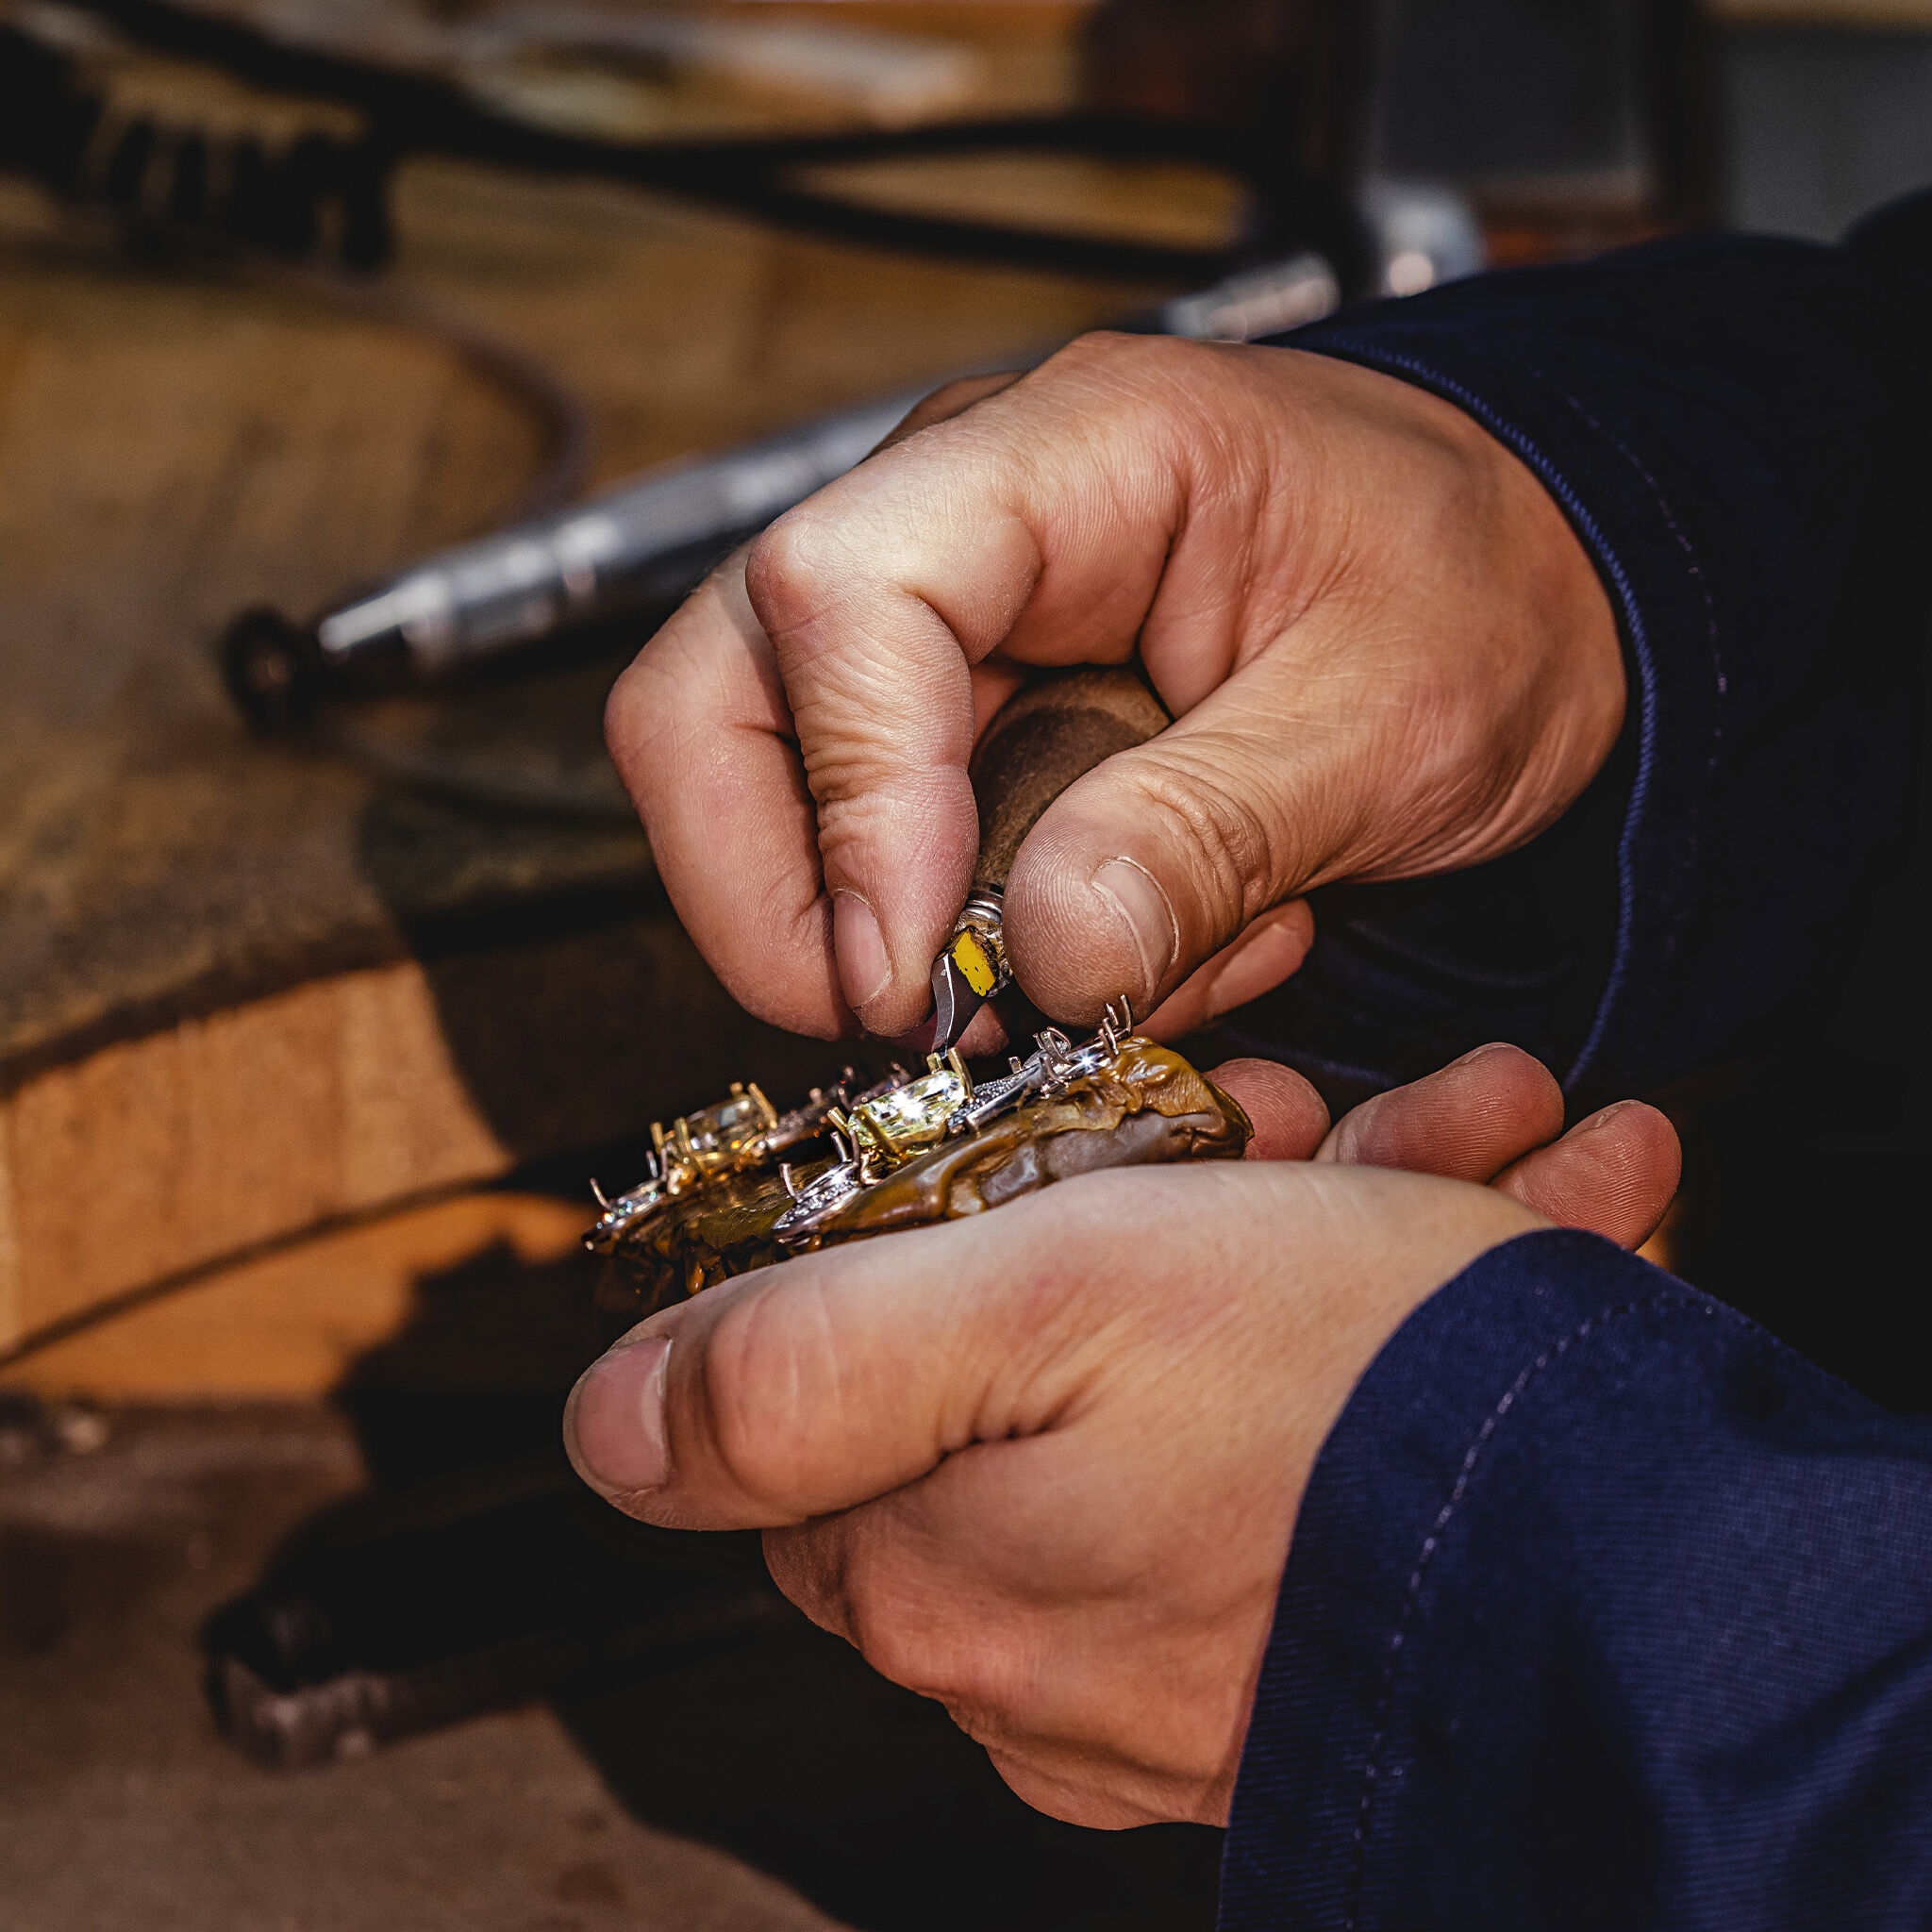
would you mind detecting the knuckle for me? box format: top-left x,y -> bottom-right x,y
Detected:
604,634 -> 676,752
844,1578 -> 978,1707
745,506 -> 855,634
1043,331 -> 1230,431
603,601 -> 738,773
847,1599 -> 930,1694
601,654 -> 652,762
1048,325 -> 1139,374
1052,326 -> 1191,380
1132,748 -> 1285,932
811,786 -> 897,859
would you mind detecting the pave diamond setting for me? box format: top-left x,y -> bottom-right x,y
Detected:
590,1001 -> 1140,1257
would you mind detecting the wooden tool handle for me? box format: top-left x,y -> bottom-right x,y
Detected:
966,666 -> 1172,892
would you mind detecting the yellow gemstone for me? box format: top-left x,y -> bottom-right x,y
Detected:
851,1067 -> 968,1166
952,929 -> 1000,998
675,1090 -> 773,1175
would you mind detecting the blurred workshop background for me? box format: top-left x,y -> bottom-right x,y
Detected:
1,4 -> 1925,1929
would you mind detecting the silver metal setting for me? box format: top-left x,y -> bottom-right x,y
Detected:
592,1000 -> 1139,1257
770,1159 -> 869,1244
946,999 -> 1133,1135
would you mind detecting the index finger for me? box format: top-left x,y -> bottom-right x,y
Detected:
605,550 -> 843,1037
724,336 -> 1201,1036
607,541 -> 1030,1040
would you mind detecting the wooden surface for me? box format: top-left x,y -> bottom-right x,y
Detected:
7,1189 -> 591,1397
0,1404 -> 850,1932
0,8 -> 1201,1367
0,157 -> 1169,1091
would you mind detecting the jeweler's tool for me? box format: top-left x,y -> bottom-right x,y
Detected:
927,665 -> 1172,1055
215,254 -> 1340,731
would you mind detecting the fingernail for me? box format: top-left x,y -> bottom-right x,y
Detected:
565,1336 -> 672,1502
1450,1041 -> 1513,1068
833,891 -> 891,1014
1091,858 -> 1178,1005
1574,1100 -> 1635,1133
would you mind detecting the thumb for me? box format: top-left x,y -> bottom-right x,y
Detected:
1003,651 -> 1353,1024
563,1203 -> 1101,1531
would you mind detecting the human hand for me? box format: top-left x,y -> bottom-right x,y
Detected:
564,1049 -> 1676,1828
606,336 -> 1623,1045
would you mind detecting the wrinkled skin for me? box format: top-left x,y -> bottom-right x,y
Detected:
590,334 -> 1645,1832
566,1048 -> 1679,1830
605,335 -> 1623,1049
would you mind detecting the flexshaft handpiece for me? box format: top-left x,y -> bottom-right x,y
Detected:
926,666 -> 1171,1056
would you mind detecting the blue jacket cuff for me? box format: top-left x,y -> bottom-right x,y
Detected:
1221,1225 -> 1932,1928
1219,235 -> 1917,1105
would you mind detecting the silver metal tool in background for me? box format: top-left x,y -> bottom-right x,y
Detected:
219,250 -> 1343,728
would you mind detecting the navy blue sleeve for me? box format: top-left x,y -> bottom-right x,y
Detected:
1220,209 -> 1931,1109
1222,1229 -> 1932,1930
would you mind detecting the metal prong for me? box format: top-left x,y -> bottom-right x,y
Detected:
590,1178 -> 611,1209
780,1162 -> 799,1201
747,1080 -> 777,1128
945,1046 -> 973,1094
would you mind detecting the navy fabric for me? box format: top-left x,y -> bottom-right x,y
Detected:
1222,1231 -> 1932,1930
1217,200 -> 1932,1924
1221,217 -> 1929,1110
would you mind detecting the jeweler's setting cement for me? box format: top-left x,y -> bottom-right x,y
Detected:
587,1008 -> 1251,1332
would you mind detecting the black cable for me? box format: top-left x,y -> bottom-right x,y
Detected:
308,714 -> 640,824
0,4 -> 1367,820
18,0 -> 1366,287
260,260 -> 592,522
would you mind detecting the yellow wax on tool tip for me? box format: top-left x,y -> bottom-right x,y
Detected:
952,930 -> 999,997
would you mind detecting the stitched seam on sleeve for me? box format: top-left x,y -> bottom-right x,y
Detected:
1341,1291 -> 1723,1932
1545,385 -> 1725,769
1280,337 -> 1657,1092
1287,333 -> 1728,1095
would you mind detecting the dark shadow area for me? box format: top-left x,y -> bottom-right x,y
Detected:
348,656 -> 853,1166
1665,1042 -> 1932,1417
383,893 -> 852,1166
333,1233 -> 604,1491
0,1518 -> 168,1659
558,1629 -> 1224,1932
203,1223 -> 1224,1931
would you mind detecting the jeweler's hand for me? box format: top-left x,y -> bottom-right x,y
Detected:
564,1049 -> 1676,1829
1211,1042 -> 1679,1251
605,336 -> 1624,1042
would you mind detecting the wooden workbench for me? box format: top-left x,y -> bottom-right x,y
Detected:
0,45 -> 1218,1381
